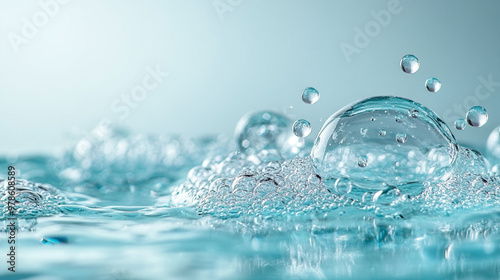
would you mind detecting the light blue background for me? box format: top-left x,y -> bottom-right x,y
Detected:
0,0 -> 499,155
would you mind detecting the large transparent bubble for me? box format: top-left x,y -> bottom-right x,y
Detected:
311,96 -> 458,190
234,111 -> 307,160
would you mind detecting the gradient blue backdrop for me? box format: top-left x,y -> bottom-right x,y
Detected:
1,0 -> 499,155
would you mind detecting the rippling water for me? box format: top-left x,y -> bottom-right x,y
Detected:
1,96 -> 500,280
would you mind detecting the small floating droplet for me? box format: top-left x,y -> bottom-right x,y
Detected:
466,106 -> 488,127
301,87 -> 320,105
400,54 -> 420,74
395,115 -> 404,123
396,133 -> 407,144
454,119 -> 466,130
379,129 -> 387,136
360,128 -> 368,136
292,119 -> 312,137
425,78 -> 441,92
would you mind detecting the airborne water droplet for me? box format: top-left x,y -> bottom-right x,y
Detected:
454,119 -> 466,130
492,164 -> 500,175
379,129 -> 387,136
400,54 -> 420,74
466,106 -> 488,127
292,119 -> 312,137
425,78 -> 441,92
301,87 -> 320,105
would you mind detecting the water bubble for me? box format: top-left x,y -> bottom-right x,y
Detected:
396,133 -> 407,144
292,119 -> 312,137
311,96 -> 458,190
334,177 -> 352,194
301,87 -> 320,105
487,126 -> 500,161
454,119 -> 466,130
307,174 -> 321,188
466,106 -> 488,127
408,109 -> 420,118
395,115 -> 404,123
358,156 -> 368,167
1,180 -> 64,217
235,111 -> 304,158
360,128 -> 368,136
425,78 -> 441,92
452,146 -> 490,175
400,54 -> 420,74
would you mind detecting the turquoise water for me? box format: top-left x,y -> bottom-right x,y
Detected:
1,96 -> 500,280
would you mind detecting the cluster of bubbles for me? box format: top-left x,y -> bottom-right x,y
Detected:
0,125 -> 235,213
171,95 -> 500,219
234,111 -> 309,160
416,146 -> 499,214
400,54 -> 488,130
171,154 -> 350,218
401,55 -> 441,93
59,126 -> 230,188
171,143 -> 499,220
0,179 -> 65,219
1,54 -> 498,232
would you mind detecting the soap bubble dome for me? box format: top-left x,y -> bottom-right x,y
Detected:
310,96 -> 458,193
234,111 -> 308,160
